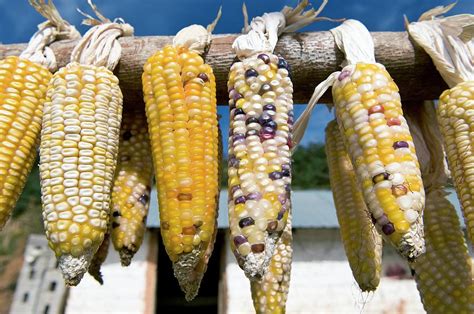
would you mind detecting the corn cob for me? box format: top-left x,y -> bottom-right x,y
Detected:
325,120 -> 382,291
228,0 -> 330,279
437,82 -> 474,245
251,211 -> 292,314
142,45 -> 219,300
0,57 -> 51,229
178,126 -> 222,300
413,189 -> 474,313
40,5 -> 131,284
330,20 -> 425,261
40,62 -> 123,285
227,53 -> 293,278
110,108 -> 153,266
0,0 -> 78,230
88,230 -> 110,285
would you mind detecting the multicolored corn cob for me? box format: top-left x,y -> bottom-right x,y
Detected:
437,81 -> 474,245
331,62 -> 425,261
227,53 -> 293,278
325,120 -> 382,291
88,230 -> 110,285
110,108 -> 153,266
251,211 -> 292,314
142,45 -> 219,300
0,56 -> 51,229
40,62 -> 123,285
413,189 -> 474,313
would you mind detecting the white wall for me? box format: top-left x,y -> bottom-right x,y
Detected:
222,229 -> 426,314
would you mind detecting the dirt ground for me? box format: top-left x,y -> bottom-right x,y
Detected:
0,240 -> 25,314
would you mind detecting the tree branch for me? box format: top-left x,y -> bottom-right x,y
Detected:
0,31 -> 447,107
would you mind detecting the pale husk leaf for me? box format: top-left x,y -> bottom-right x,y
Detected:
173,6 -> 222,55
407,7 -> 474,87
233,0 -> 330,59
71,0 -> 133,70
330,19 -> 376,67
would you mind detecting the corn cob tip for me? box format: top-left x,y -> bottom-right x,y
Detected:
58,250 -> 94,286
399,223 -> 425,261
119,248 -> 135,267
239,233 -> 279,280
88,264 -> 104,285
173,248 -> 205,301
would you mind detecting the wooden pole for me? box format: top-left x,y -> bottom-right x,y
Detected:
0,31 -> 447,107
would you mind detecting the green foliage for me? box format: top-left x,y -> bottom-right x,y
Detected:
11,164 -> 41,219
220,159 -> 228,189
292,143 -> 330,189
0,162 -> 43,258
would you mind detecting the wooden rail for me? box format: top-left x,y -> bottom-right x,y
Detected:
0,31 -> 447,107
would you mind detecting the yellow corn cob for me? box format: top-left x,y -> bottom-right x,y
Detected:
227,53 -> 293,279
88,231 -> 110,285
437,81 -> 474,246
142,45 -> 219,300
413,188 -> 474,313
332,63 -> 425,260
110,108 -> 153,266
178,127 -> 222,300
0,56 -> 51,229
325,120 -> 383,291
251,211 -> 292,314
40,62 -> 123,285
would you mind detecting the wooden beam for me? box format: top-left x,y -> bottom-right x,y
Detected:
0,32 -> 447,107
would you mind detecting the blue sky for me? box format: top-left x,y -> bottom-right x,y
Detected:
1,0 -> 472,148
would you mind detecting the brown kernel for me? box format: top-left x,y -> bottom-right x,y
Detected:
162,222 -> 170,230
368,105 -> 384,115
177,193 -> 193,201
182,226 -> 196,235
267,220 -> 278,232
251,243 -> 265,253
392,184 -> 408,196
386,117 -> 401,126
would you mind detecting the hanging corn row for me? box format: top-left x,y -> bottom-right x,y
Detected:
142,11 -> 221,300
110,108 -> 153,266
39,1 -> 133,285
407,4 -> 474,248
0,0 -> 79,230
228,0 -> 329,280
1,0 -> 473,310
325,120 -> 382,292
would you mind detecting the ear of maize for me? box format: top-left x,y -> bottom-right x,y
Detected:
110,108 -> 153,266
88,230 -> 110,285
40,62 -> 123,285
142,45 -> 219,300
332,62 -> 425,261
437,81 -> 474,246
325,119 -> 383,291
0,56 -> 51,229
413,188 -> 474,313
227,53 -> 293,279
251,210 -> 292,314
